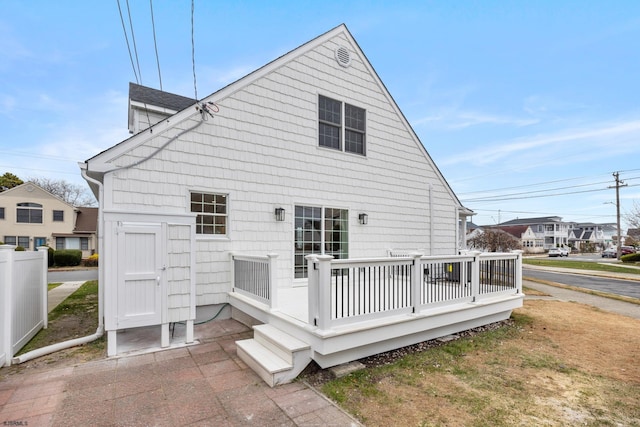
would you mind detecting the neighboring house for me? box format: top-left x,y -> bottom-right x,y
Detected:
52,207 -> 98,257
627,228 -> 640,245
499,216 -> 569,249
466,225 -> 538,253
568,222 -> 607,251
0,182 -> 97,257
81,25 -> 522,383
499,225 -> 539,253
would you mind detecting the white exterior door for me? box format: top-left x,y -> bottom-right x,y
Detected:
116,223 -> 163,328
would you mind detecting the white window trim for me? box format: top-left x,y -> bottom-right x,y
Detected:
318,94 -> 366,156
188,189 -> 231,241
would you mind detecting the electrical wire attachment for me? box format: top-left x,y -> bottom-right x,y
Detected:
195,101 -> 219,120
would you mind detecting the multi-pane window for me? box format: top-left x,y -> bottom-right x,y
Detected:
345,104 -> 365,154
294,205 -> 349,278
16,203 -> 43,223
319,96 -> 341,150
318,95 -> 366,155
191,192 -> 227,235
18,236 -> 29,248
53,210 -> 64,221
4,236 -> 16,245
0,207 -> 4,219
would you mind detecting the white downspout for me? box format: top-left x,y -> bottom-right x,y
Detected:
12,165 -> 105,364
429,184 -> 434,255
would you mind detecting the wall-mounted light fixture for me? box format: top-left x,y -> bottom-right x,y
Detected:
358,213 -> 368,225
275,207 -> 285,222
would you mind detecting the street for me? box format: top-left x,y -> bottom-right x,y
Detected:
48,268 -> 98,284
523,267 -> 640,300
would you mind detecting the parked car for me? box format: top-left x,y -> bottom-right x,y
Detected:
621,246 -> 636,255
548,248 -> 567,257
602,248 -> 617,258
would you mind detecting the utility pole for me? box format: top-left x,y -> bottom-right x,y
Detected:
609,172 -> 627,259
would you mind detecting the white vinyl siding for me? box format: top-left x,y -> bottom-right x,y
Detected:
102,31 -> 459,305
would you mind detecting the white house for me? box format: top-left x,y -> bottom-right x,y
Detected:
81,25 -> 522,385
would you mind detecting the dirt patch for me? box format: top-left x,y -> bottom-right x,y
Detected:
302,299 -> 640,426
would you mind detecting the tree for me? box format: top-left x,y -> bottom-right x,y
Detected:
625,201 -> 640,230
0,172 -> 23,192
28,177 -> 96,207
467,228 -> 522,252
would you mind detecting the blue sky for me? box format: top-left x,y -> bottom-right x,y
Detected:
2,1 -> 639,229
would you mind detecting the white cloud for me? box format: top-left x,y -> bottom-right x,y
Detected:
441,119 -> 640,167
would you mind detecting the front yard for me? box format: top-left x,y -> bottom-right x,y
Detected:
303,299 -> 640,426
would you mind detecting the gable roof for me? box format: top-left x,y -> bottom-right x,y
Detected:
499,216 -> 564,226
129,82 -> 195,112
74,207 -> 98,233
0,181 -> 75,209
83,24 -> 464,209
495,225 -> 530,238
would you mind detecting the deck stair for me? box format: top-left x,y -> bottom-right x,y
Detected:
236,324 -> 312,387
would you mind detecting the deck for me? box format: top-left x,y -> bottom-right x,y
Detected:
228,251 -> 525,386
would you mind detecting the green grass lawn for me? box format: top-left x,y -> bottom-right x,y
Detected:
523,258 -> 640,275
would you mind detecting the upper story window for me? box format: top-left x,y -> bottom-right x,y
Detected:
0,207 -> 4,219
318,95 -> 366,156
16,202 -> 43,224
190,192 -> 227,236
53,210 -> 64,221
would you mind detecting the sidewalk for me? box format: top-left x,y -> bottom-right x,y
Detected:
523,279 -> 640,319
47,281 -> 84,313
1,317 -> 361,426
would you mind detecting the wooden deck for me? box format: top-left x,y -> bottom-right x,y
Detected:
229,251 -> 525,386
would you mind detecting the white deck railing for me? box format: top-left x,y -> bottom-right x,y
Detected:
230,251 -> 522,331
308,251 -> 522,329
230,253 -> 278,308
0,245 -> 48,367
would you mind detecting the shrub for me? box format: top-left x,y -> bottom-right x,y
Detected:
620,252 -> 640,263
15,246 -> 26,251
54,249 -> 82,267
47,246 -> 55,267
83,253 -> 99,267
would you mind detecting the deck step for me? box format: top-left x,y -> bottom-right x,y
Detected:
253,324 -> 309,365
236,325 -> 311,387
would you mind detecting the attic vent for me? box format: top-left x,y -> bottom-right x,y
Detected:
335,46 -> 352,68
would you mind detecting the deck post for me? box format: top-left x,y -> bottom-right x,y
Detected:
229,252 -> 236,292
469,250 -> 481,302
305,255 -> 319,326
267,253 -> 279,309
314,255 -> 334,331
410,253 -> 422,311
511,250 -> 523,294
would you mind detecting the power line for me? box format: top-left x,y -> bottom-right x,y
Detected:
125,0 -> 144,84
149,0 -> 163,91
191,0 -> 198,101
116,0 -> 139,83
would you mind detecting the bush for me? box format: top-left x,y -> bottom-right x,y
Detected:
15,246 -> 26,251
83,253 -> 99,267
47,246 -> 55,267
620,252 -> 640,263
54,249 -> 82,267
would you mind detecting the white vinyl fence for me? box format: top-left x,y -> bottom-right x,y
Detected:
0,245 -> 48,367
